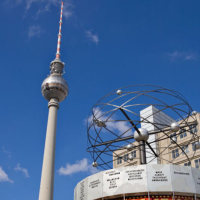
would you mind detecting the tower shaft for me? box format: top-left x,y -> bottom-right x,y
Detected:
39,98 -> 59,200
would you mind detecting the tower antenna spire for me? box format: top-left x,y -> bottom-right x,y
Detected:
56,1 -> 64,60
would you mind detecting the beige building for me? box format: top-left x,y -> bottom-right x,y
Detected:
113,107 -> 200,169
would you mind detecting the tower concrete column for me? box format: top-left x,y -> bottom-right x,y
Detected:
39,98 -> 59,200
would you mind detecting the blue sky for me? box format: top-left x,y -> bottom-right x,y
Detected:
0,0 -> 200,199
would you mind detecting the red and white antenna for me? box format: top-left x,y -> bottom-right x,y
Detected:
56,1 -> 64,60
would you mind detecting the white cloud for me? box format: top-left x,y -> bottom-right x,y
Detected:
58,158 -> 98,176
107,119 -> 132,135
28,25 -> 42,38
25,0 -> 73,19
89,107 -> 133,136
1,146 -> 11,159
14,163 -> 30,178
26,0 -> 37,11
25,0 -> 54,11
185,54 -> 196,60
62,1 -> 73,19
0,166 -> 13,183
35,4 -> 50,18
168,51 -> 197,61
86,30 -> 99,44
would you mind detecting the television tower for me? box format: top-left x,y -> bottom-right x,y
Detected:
39,1 -> 68,200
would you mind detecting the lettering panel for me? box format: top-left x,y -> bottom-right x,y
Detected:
87,172 -> 103,200
171,165 -> 195,193
192,168 -> 200,194
147,164 -> 172,192
103,168 -> 124,196
76,178 -> 88,200
122,165 -> 148,193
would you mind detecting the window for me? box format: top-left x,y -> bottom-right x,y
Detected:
192,142 -> 197,151
195,159 -> 200,168
180,129 -> 187,139
190,124 -> 197,134
192,142 -> 200,151
170,133 -> 177,143
117,157 -> 122,165
172,149 -> 179,159
184,161 -> 191,166
124,154 -> 128,162
131,151 -> 136,158
181,145 -> 189,154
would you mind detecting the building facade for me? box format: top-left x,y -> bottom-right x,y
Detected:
113,106 -> 200,169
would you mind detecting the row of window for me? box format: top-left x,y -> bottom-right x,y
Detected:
172,142 -> 199,159
117,142 -> 198,164
184,159 -> 200,169
117,150 -> 137,164
170,125 -> 197,142
117,154 -> 200,168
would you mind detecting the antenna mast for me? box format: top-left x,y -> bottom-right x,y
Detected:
56,1 -> 64,60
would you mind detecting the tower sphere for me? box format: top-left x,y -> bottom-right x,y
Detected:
116,89 -> 122,95
126,143 -> 134,150
170,122 -> 180,132
195,142 -> 200,150
134,128 -> 149,142
129,153 -> 134,160
92,162 -> 98,167
192,111 -> 197,115
41,74 -> 68,102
